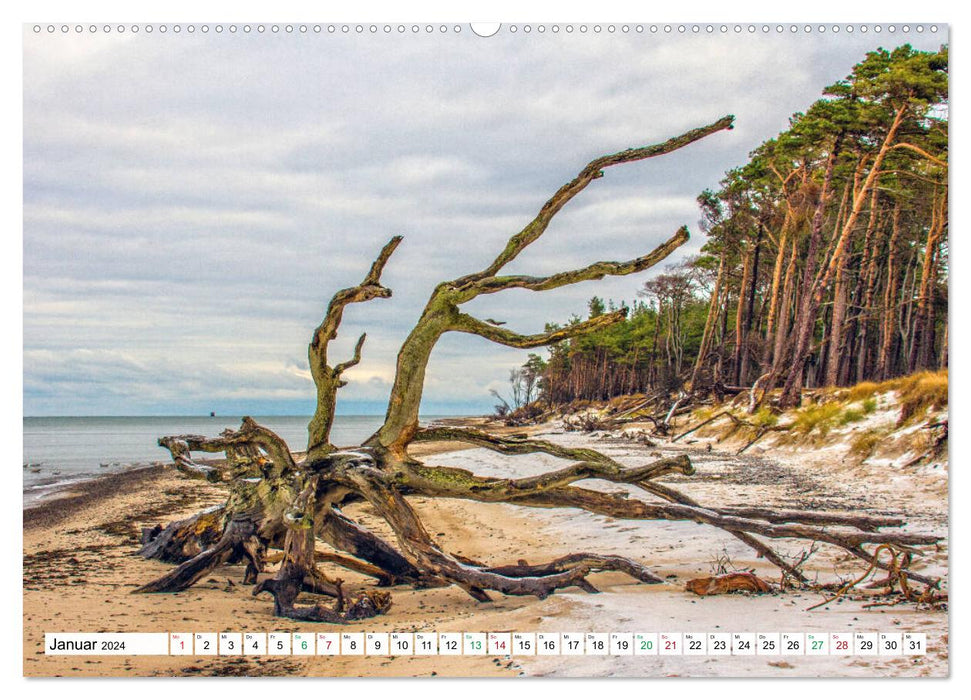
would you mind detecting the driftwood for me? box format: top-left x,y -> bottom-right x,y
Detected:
671,409 -> 791,455
671,411 -> 736,442
136,115 -> 941,622
736,425 -> 790,454
686,572 -> 772,596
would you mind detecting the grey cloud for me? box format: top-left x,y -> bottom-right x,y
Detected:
23,28 -> 946,415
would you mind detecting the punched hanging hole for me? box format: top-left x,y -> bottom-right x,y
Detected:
470,23 -> 501,38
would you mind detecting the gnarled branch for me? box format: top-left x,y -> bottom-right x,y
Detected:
455,309 -> 628,349
308,236 -> 402,459
159,416 -> 295,478
334,464 -> 653,600
474,115 -> 733,280
468,226 -> 690,297
370,119 -> 733,454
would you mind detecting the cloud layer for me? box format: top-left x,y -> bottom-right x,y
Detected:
23,27 -> 946,415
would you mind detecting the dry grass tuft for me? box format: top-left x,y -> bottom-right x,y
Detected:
896,370 -> 948,425
847,381 -> 881,402
850,427 -> 891,458
792,402 -> 843,438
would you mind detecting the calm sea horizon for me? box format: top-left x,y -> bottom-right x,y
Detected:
22,414 -> 456,507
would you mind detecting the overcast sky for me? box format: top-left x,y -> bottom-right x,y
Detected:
22,24 -> 947,416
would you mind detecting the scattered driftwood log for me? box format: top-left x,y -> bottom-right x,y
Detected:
137,116 -> 940,622
670,408 -> 798,455
685,572 -> 772,596
559,392 -> 699,436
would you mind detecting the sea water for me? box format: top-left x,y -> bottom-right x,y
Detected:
22,415 -> 432,507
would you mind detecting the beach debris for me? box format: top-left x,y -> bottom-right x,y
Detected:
685,572 -> 772,596
807,544 -> 947,612
134,118 -> 942,624
140,525 -> 163,546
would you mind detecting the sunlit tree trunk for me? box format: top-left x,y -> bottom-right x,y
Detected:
780,104 -> 906,407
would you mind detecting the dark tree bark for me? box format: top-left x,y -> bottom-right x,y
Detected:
910,189 -> 947,372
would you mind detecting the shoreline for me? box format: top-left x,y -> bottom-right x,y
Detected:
22,414 -> 494,511
23,463 -> 162,512
23,421 -> 948,678
24,463 -> 165,527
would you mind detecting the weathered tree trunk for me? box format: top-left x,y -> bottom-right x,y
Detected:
824,251 -> 848,388
139,506 -> 225,563
899,246 -> 920,368
877,203 -> 903,379
770,236 -> 798,382
739,222 -> 763,386
306,236 -> 401,461
137,116 -> 942,622
732,242 -> 753,386
761,208 -> 793,371
853,188 -> 886,384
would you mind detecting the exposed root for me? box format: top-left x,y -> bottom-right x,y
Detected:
806,544 -> 942,611
483,553 -> 663,585
336,464 -> 608,600
134,518 -> 262,593
139,506 -> 226,562
254,576 -> 393,623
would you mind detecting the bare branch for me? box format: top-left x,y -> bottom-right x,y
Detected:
483,553 -> 663,584
454,309 -> 627,349
334,333 -> 367,380
474,115 -> 734,279
310,236 -> 402,354
334,464 -> 626,599
159,416 -> 295,478
370,121 -> 733,454
466,226 -> 690,298
413,425 -> 691,481
397,461 -> 938,586
309,236 -> 402,456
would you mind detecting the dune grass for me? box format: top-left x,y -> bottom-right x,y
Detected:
838,407 -> 865,426
839,370 -> 947,424
850,427 -> 891,458
751,406 -> 779,428
792,402 -> 844,437
783,370 -> 946,441
897,370 -> 948,424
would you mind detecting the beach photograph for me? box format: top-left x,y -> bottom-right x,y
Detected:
22,21 -> 948,678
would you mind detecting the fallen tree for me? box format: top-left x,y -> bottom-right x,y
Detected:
137,115 -> 941,621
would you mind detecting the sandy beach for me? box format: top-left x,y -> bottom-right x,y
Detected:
23,425 -> 948,678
